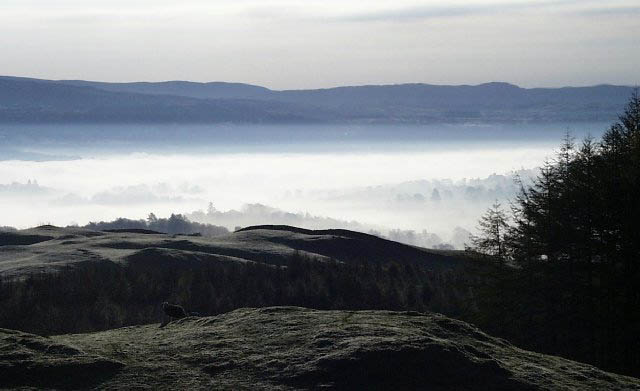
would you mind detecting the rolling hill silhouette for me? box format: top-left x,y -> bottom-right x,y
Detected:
1,76 -> 633,123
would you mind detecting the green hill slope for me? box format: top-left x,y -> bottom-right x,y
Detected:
2,307 -> 638,390
0,226 -> 471,335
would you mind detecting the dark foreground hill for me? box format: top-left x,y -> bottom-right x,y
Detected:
2,307 -> 639,390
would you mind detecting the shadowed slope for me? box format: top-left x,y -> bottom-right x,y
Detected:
0,225 -> 470,335
236,225 -> 458,266
0,225 -> 462,278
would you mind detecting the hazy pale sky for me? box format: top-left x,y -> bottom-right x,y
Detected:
1,0 -> 638,89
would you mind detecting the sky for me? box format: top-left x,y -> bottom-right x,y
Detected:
1,0 -> 638,89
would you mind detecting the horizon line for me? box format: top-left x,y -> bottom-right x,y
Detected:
1,74 -> 636,92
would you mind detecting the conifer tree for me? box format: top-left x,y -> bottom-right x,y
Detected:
471,201 -> 509,262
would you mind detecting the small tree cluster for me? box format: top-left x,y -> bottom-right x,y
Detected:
82,213 -> 229,237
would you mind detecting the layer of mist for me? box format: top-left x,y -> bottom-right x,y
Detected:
0,122 -> 603,248
0,166 -> 537,249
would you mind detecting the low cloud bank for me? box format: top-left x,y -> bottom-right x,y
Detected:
0,153 -> 538,247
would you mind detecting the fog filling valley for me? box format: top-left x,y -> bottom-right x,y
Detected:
0,133 -> 575,248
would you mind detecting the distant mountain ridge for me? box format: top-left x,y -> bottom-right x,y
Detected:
0,75 -> 634,124
61,79 -> 274,100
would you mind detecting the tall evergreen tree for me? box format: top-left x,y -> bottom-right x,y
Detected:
471,201 -> 509,262
472,91 -> 640,376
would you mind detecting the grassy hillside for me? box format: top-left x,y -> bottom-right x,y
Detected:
2,307 -> 638,390
0,225 -> 474,335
